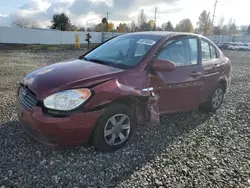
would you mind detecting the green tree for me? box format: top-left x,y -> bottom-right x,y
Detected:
95,23 -> 105,32
102,17 -> 108,25
197,10 -> 212,35
148,20 -> 155,31
107,23 -> 115,32
51,13 -> 72,31
70,25 -> 78,31
213,26 -> 221,35
162,21 -> 174,31
117,23 -> 125,32
94,18 -> 112,32
79,27 -> 85,31
87,27 -> 94,32
176,19 -> 194,33
101,17 -> 108,31
140,22 -> 151,31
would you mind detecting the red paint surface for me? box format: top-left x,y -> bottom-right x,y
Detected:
17,32 -> 232,148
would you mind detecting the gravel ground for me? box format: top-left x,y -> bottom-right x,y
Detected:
0,50 -> 249,188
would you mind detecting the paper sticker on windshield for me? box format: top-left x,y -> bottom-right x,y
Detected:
137,39 -> 156,46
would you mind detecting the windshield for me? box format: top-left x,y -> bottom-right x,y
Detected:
82,34 -> 162,69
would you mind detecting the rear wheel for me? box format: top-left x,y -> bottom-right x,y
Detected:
92,103 -> 135,152
201,84 -> 225,112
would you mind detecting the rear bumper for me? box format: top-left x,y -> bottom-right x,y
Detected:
17,104 -> 103,148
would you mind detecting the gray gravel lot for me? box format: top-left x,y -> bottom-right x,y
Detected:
0,49 -> 250,188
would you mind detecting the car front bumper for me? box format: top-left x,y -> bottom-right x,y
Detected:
17,102 -> 103,148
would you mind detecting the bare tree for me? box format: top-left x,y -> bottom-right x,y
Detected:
218,16 -> 224,29
130,21 -> 136,32
12,18 -> 38,29
227,18 -> 237,35
240,25 -> 248,34
138,10 -> 147,30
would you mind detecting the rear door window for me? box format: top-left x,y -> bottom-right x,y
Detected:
210,45 -> 217,59
201,40 -> 211,61
201,40 -> 218,61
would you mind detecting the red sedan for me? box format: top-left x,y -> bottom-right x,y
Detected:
17,32 -> 232,152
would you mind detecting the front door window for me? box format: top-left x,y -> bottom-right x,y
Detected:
152,37 -> 203,113
158,38 -> 198,66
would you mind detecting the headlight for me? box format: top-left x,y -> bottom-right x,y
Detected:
43,89 -> 92,111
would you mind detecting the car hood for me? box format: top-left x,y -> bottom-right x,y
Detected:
23,59 -> 123,99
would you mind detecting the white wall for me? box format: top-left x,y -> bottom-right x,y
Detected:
206,35 -> 250,43
0,26 -> 103,44
2,27 -> 250,45
102,32 -> 123,42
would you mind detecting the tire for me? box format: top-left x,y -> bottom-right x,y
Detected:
201,84 -> 225,112
92,103 -> 135,152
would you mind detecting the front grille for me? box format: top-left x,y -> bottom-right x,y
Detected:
18,86 -> 38,111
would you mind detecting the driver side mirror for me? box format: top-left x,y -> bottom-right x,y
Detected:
152,58 -> 176,72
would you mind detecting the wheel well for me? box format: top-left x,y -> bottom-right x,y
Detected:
88,96 -> 148,144
111,96 -> 149,121
218,79 -> 227,92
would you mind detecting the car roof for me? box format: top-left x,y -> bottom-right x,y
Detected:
123,31 -> 202,38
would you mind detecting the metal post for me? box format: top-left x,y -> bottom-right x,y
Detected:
154,7 -> 157,30
212,0 -> 218,27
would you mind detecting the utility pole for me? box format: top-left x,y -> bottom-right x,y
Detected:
212,0 -> 218,27
106,12 -> 110,32
154,7 -> 157,30
107,12 -> 110,23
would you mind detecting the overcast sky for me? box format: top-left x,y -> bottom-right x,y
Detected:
0,0 -> 250,28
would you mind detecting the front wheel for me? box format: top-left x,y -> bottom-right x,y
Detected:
201,84 -> 225,112
92,103 -> 135,152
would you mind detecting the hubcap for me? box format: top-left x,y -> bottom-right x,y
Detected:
104,114 -> 131,146
212,88 -> 223,108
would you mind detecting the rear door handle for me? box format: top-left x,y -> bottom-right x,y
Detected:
189,72 -> 202,78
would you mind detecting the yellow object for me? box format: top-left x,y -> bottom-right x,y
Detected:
75,34 -> 80,49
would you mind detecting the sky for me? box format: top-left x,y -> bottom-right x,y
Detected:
0,0 -> 250,29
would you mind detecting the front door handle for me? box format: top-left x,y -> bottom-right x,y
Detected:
189,72 -> 202,78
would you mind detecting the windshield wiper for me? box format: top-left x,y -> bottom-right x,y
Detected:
82,57 -> 131,70
83,57 -> 113,66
